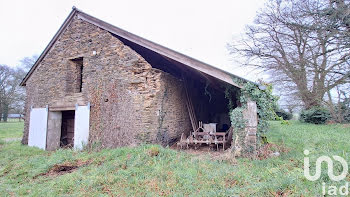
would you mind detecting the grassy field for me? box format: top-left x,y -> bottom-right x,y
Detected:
0,121 -> 23,140
0,121 -> 349,196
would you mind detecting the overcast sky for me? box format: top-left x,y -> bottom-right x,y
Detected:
0,0 -> 267,81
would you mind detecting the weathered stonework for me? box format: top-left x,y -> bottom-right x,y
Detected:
243,100 -> 258,155
22,16 -> 191,148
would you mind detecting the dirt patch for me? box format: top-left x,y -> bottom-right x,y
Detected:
35,160 -> 91,178
50,164 -> 78,174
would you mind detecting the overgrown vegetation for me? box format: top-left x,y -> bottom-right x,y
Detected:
240,81 -> 279,135
226,79 -> 279,156
1,121 -> 350,196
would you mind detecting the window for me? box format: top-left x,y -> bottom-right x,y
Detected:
69,57 -> 84,93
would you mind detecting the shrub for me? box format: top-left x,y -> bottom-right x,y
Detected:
275,109 -> 293,120
299,107 -> 331,124
344,112 -> 350,123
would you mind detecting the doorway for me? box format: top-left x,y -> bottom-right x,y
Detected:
60,110 -> 75,147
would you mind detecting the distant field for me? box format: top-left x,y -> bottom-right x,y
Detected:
0,121 -> 349,196
0,121 -> 23,140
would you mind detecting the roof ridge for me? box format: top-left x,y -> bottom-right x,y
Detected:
20,7 -> 255,87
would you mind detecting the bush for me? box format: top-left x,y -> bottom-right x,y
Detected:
275,109 -> 293,120
344,112 -> 350,123
299,107 -> 331,124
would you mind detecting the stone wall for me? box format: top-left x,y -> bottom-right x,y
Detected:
154,73 -> 192,145
22,16 -> 191,148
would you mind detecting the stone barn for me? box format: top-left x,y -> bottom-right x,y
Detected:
20,8 -> 258,151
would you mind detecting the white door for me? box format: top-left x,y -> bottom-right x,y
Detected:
28,107 -> 48,150
74,104 -> 90,150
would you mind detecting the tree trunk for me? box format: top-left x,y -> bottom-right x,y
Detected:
294,78 -> 324,109
301,94 -> 323,109
326,90 -> 338,122
0,102 -> 2,122
3,103 -> 8,122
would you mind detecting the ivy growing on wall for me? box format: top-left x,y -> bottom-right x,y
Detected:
226,78 -> 278,151
240,80 -> 279,136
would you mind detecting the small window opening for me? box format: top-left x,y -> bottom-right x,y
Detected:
70,57 -> 83,93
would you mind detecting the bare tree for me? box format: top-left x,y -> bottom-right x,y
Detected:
19,55 -> 38,71
315,0 -> 350,48
0,55 -> 37,121
229,0 -> 350,109
0,65 -> 19,121
0,66 -> 12,121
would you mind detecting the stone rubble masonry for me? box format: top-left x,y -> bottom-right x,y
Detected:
243,100 -> 258,156
22,16 -> 192,148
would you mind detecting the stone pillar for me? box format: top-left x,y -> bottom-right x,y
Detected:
242,100 -> 258,156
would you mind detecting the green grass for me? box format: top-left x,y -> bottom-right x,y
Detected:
0,121 -> 349,196
0,121 -> 24,140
